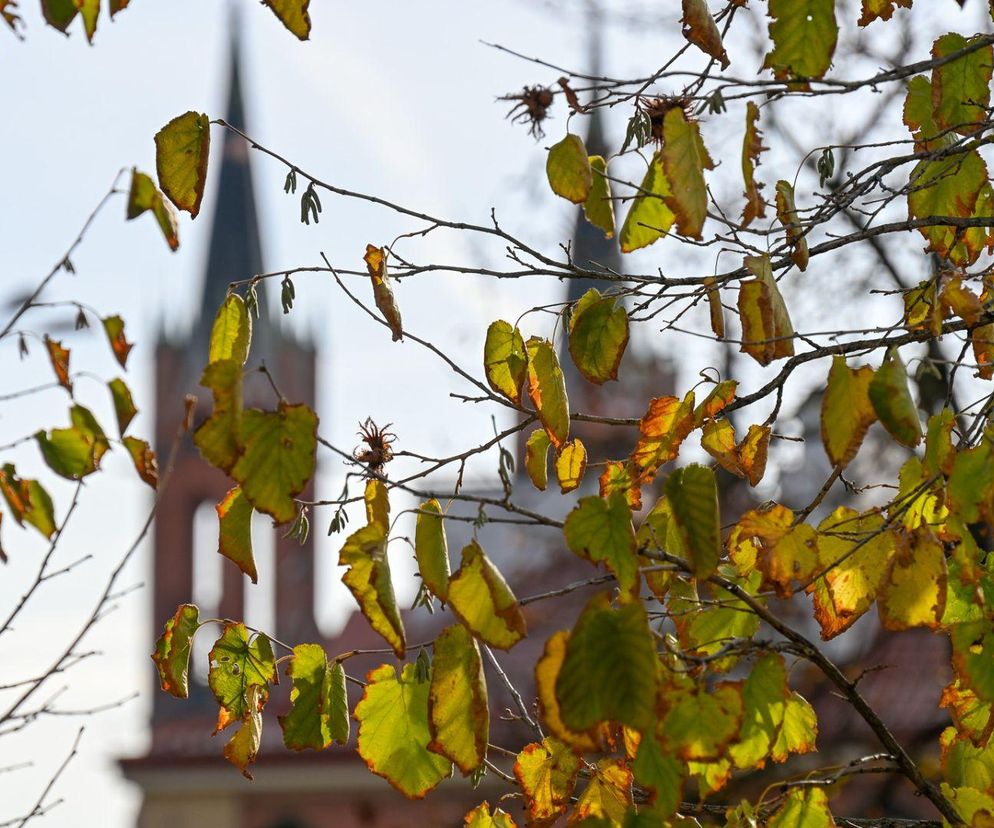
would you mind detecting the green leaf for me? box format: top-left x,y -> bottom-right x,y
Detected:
820,356 -> 876,468
859,0 -> 912,26
40,0 -> 77,32
932,33 -> 992,137
155,111 -> 211,218
209,294 -> 252,365
546,134 -> 592,204
35,404 -> 109,480
555,593 -> 657,732
428,624 -> 488,775
664,464 -> 720,579
123,436 -> 158,489
767,787 -> 833,827
447,541 -> 526,650
868,348 -> 922,448
535,631 -> 603,752
484,320 -> 527,405
632,732 -> 683,817
415,498 -> 450,600
207,622 -> 277,732
661,683 -> 744,761
763,0 -> 838,86
584,155 -> 615,238
620,151 -> 675,253
340,522 -> 406,657
573,758 -> 633,824
728,654 -> 790,769
76,0 -> 98,41
355,663 -> 452,798
568,288 -> 629,385
564,492 -> 639,594
262,0 -> 311,40
278,644 -> 349,750
193,359 -> 243,472
0,464 -> 56,540
231,402 -> 318,525
216,486 -> 256,583
107,378 -> 137,438
513,738 -> 581,824
126,168 -> 179,251
526,336 -> 570,450
151,604 -> 199,699
769,692 -> 818,762
661,106 -> 714,240
525,427 -> 551,491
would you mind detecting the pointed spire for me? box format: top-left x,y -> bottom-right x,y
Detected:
191,19 -> 265,361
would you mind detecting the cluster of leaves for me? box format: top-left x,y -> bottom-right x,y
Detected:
116,1 -> 994,826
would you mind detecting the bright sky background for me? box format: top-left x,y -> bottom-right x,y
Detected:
0,1 -> 990,825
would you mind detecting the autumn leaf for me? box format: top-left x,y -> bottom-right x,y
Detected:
155,111 -> 210,218
932,33 -> 992,137
620,152 -> 675,253
223,684 -> 263,779
126,168 -> 179,251
572,757 -> 633,824
464,803 -> 519,828
661,683 -> 744,761
630,392 -> 696,482
415,498 -> 450,600
364,244 -> 404,342
447,541 -> 526,650
279,644 -> 349,750
868,348 -> 922,448
107,378 -> 137,437
35,404 -> 109,480
567,288 -> 629,385
123,436 -> 158,489
102,315 -> 133,369
216,486 -> 256,583
484,320 -> 527,405
44,336 -> 71,392
355,663 -> 452,799
193,359 -> 243,473
547,134 -> 592,204
535,631 -> 604,752
340,522 -> 406,658
151,604 -> 199,699
555,438 -> 587,494
763,0 -> 838,87
878,528 -> 947,630
664,464 -> 720,579
858,0 -> 912,26
767,787 -> 833,827
821,356 -> 876,468
681,0 -> 729,68
525,427 -> 551,491
207,623 -> 277,732
584,156 -> 615,237
208,294 -> 252,365
262,0 -> 311,40
428,624 -> 488,775
741,101 -> 768,226
526,336 -> 570,450
661,106 -> 714,239
774,180 -> 809,271
514,738 -> 580,825
737,254 -> 794,366
563,492 -> 639,594
0,464 -> 56,539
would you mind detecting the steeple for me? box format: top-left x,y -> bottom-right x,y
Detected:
191,23 -> 265,361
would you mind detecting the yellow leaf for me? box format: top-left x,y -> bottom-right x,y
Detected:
820,356 -> 876,468
775,180 -> 809,271
620,152 -> 675,253
662,107 -> 714,240
514,738 -> 580,825
526,337 -> 570,450
448,541 -> 526,650
570,758 -> 633,824
555,439 -> 587,494
737,254 -> 794,366
858,0 -> 911,26
428,624 -> 488,775
484,320 -> 527,405
535,631 -> 604,752
525,428 -> 552,491
364,245 -> 404,342
631,392 -> 696,482
415,499 -> 450,600
262,0 -> 310,40
878,528 -> 947,630
704,276 -> 724,338
584,155 -> 615,238
464,802 -> 519,828
547,134 -> 592,204
340,522 -> 406,657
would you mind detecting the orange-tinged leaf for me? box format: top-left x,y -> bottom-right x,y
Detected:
364,244 -> 403,342
464,802 -> 518,828
207,623 -> 277,732
216,486 -> 256,583
223,684 -> 263,779
859,0 -> 911,26
108,377 -> 137,437
820,356 -> 876,468
155,111 -> 210,218
631,392 -> 696,482
942,277 -> 984,326
547,134 -> 592,204
599,460 -> 643,511
514,738 -> 580,825
75,0 -> 98,42
535,631 -> 602,752
0,464 -> 56,540
527,336 -> 570,450
932,33 -> 993,137
568,288 -> 629,385
878,528 -> 947,629
123,435 -> 158,489
151,603 -> 199,699
737,254 -> 794,366
974,324 -> 994,380
555,439 -> 587,494
662,106 -> 714,239
102,315 -> 133,369
44,336 -> 71,392
355,663 -> 452,799
661,683 -> 744,761
741,101 -> 768,226
484,320 -> 527,405
428,623 -> 488,775
924,408 -> 957,477
570,757 -> 633,824
774,180 -> 809,271
701,419 -> 770,486
681,0 -> 728,68
525,428 -> 551,491
447,541 -> 526,650
620,152 -> 675,253
694,379 -> 737,425
262,0 -> 310,40
704,276 -> 724,338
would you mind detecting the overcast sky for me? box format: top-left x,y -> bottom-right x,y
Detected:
1,1 -> 990,825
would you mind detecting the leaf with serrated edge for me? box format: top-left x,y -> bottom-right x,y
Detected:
526,337 -> 570,450
564,493 -> 639,594
484,320 -> 527,405
216,486 -> 256,583
428,624 -> 488,775
568,288 -> 629,385
152,604 -> 199,699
